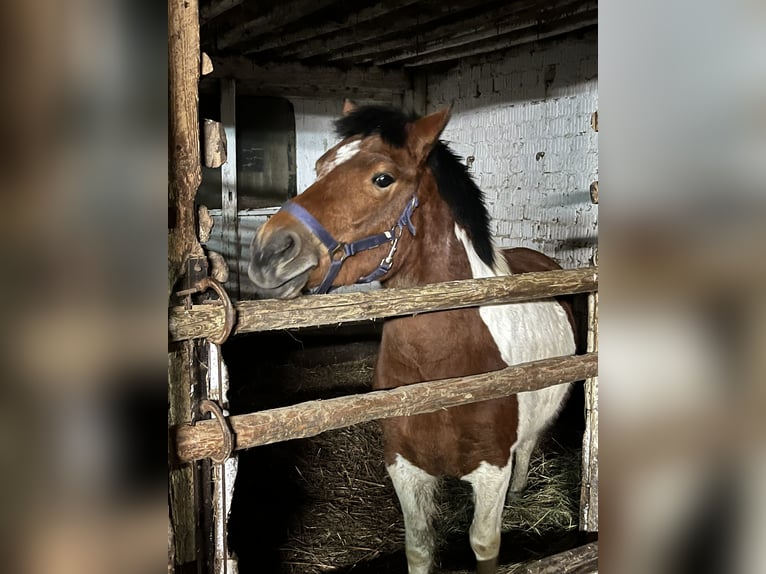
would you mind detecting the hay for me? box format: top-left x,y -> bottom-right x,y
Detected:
434,440 -> 581,543
230,348 -> 582,573
278,414 -> 581,573
281,421 -> 405,573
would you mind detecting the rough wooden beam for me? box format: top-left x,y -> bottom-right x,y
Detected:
216,0 -> 341,50
209,57 -> 409,99
200,0 -> 243,24
284,0 -> 496,61
168,0 -> 205,294
580,292 -> 599,532
396,12 -> 598,68
498,542 -> 598,574
172,353 -> 597,462
328,0 -> 554,64
240,0 -> 422,55
169,267 -> 598,341
168,2 -> 204,570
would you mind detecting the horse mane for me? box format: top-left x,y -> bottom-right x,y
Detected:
335,105 -> 495,268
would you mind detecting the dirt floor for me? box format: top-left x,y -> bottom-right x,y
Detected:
222,324 -> 590,574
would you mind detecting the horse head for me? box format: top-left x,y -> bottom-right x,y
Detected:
248,101 -> 450,298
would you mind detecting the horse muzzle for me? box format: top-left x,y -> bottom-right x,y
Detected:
248,227 -> 319,299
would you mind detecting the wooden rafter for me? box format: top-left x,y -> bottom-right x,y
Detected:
330,0 -> 582,65
216,0 -> 341,50
280,0 -> 497,61
200,0 -> 243,24
394,11 -> 598,67
240,0 -> 423,55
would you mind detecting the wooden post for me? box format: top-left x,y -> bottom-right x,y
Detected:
220,78 -> 240,300
168,0 -> 204,572
580,291 -> 599,531
168,0 -> 204,294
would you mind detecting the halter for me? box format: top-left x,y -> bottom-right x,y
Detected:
280,194 -> 419,294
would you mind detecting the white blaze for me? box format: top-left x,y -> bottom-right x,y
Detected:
316,140 -> 361,179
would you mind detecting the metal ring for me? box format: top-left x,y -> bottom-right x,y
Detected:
197,399 -> 234,464
197,277 -> 236,345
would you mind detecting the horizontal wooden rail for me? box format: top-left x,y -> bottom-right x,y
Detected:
169,267 -> 598,341
172,352 -> 597,463
498,541 -> 598,574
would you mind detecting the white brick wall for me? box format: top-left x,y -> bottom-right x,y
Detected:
427,30 -> 598,269
291,99 -> 341,194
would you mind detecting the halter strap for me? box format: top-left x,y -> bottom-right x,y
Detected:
280,195 -> 418,294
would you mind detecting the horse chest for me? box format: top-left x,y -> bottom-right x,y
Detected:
374,311 -> 518,476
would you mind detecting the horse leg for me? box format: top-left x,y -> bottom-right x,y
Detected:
508,436 -> 537,495
464,461 -> 513,574
387,454 -> 438,574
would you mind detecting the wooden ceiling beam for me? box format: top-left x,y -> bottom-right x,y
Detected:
216,0 -> 341,50
283,0 -> 499,61
368,0 -> 594,65
208,56 -> 410,99
200,0 -> 243,24
327,0 -> 549,64
240,0 -> 423,56
397,11 -> 597,68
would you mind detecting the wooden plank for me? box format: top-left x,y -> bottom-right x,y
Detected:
396,12 -> 598,68
169,267 -> 598,341
286,0 -> 498,61
209,58 -> 409,98
329,0 -> 553,64
216,0 -> 341,50
240,0 -> 423,55
371,0 -> 592,65
580,292 -> 599,532
172,353 -> 597,462
498,541 -> 598,573
200,0 -> 243,24
220,79 -> 239,300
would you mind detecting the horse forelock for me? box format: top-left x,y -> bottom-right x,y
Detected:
334,105 -> 496,270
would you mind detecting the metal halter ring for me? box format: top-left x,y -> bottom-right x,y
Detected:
176,276 -> 236,345
196,399 -> 234,464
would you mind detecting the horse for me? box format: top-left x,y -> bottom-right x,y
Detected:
247,101 -> 577,574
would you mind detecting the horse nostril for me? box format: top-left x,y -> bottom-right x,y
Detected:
271,230 -> 300,260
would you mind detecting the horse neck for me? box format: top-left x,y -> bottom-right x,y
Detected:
385,172 -> 475,288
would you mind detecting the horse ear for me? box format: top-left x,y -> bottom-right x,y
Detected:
407,107 -> 451,162
342,98 -> 357,116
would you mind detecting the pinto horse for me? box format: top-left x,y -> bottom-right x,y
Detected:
248,102 -> 576,574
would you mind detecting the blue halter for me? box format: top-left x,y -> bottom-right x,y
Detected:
280,195 -> 418,294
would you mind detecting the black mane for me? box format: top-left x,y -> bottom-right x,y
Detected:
335,106 -> 495,268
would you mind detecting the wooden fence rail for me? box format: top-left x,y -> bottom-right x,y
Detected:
169,266 -> 598,341
172,352 -> 597,463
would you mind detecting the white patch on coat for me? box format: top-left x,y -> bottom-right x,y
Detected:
316,140 -> 361,178
453,224 -> 575,452
462,459 -> 513,562
387,454 -> 438,574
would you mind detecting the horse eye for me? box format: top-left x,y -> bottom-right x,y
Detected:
372,173 -> 395,189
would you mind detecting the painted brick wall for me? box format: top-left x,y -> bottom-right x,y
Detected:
291,97 -> 403,194
292,98 -> 341,194
426,30 -> 598,269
